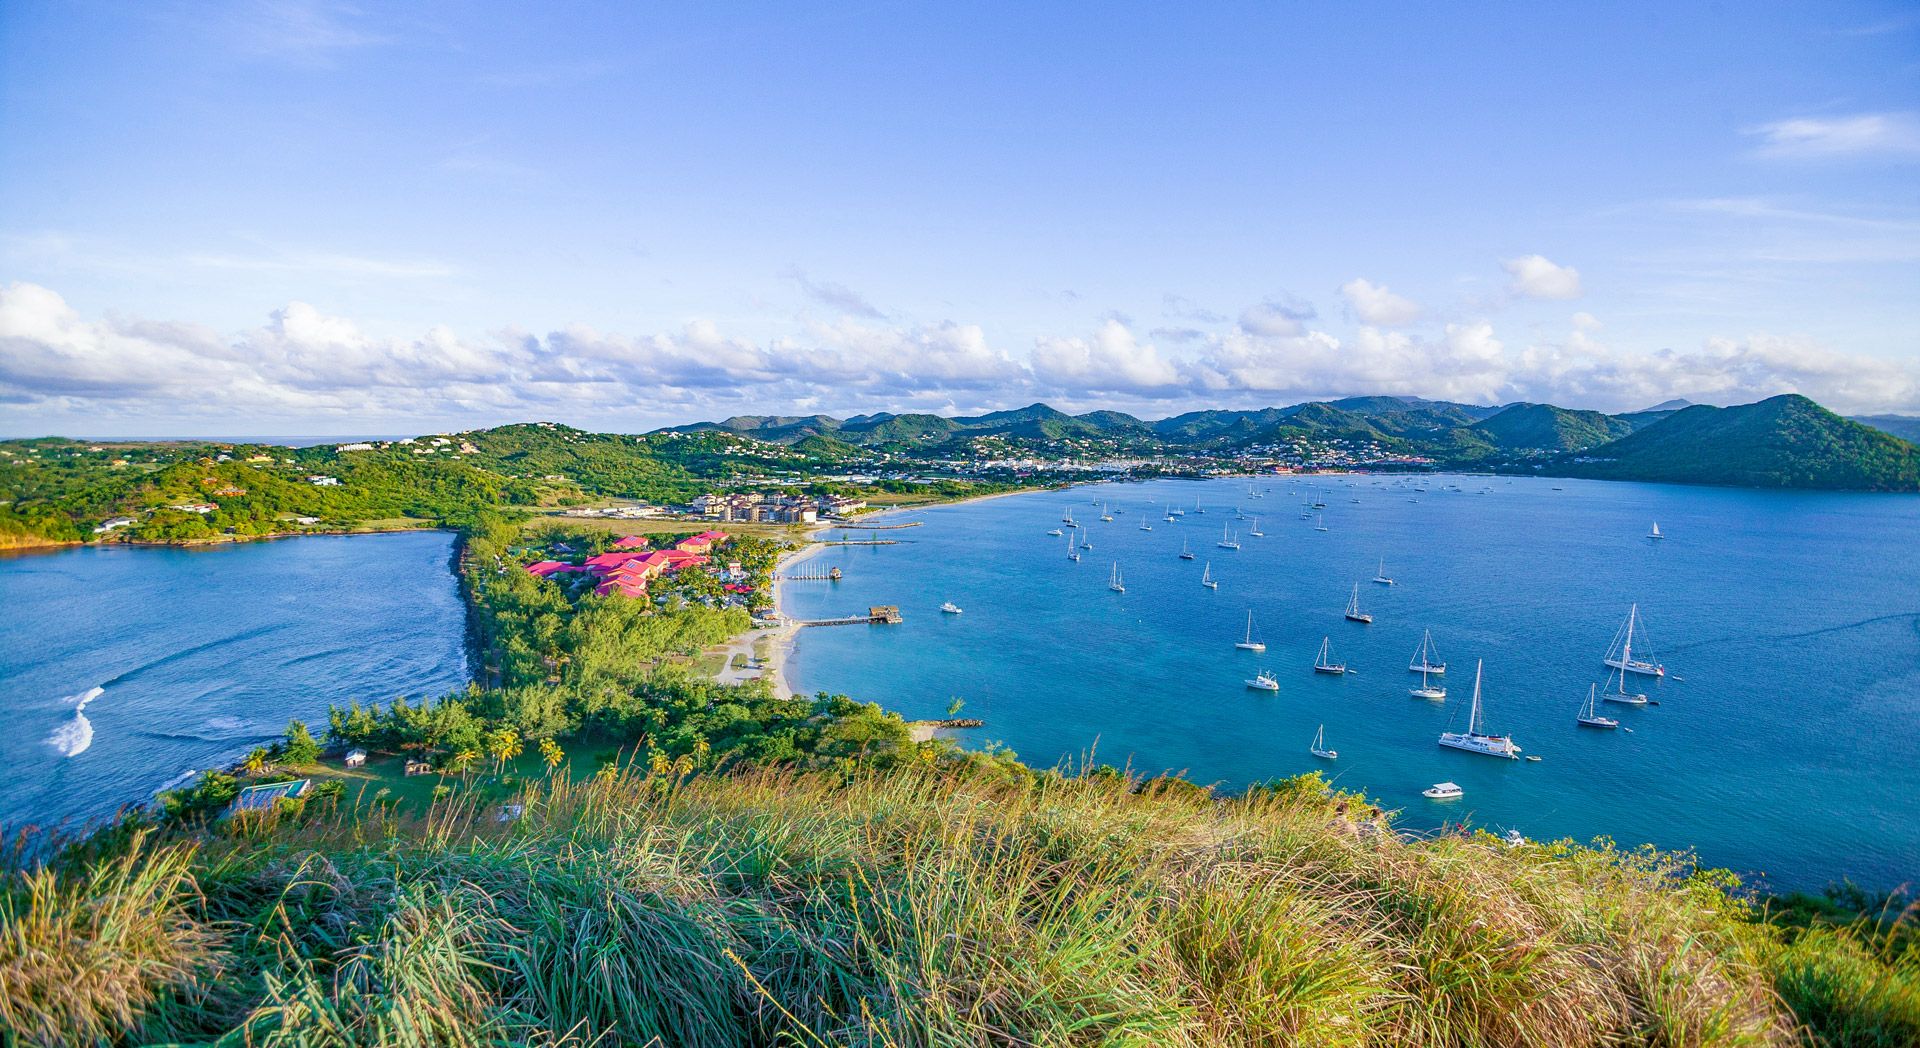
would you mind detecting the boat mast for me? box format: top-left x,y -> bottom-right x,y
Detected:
1468,660 -> 1484,734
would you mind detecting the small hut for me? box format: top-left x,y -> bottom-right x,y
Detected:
403,758 -> 433,777
343,748 -> 367,768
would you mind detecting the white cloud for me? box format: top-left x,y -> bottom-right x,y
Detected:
1503,255 -> 1584,299
1237,297 -> 1316,338
1572,311 -> 1602,331
5,281 -> 1919,432
1746,112 -> 1920,159
1339,278 -> 1422,327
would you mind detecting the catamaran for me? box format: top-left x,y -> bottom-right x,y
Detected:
1648,521 -> 1663,541
1310,725 -> 1338,760
1601,667 -> 1647,706
1201,562 -> 1219,590
1603,604 -> 1666,677
1178,538 -> 1195,560
1371,558 -> 1394,585
1313,636 -> 1346,674
1578,683 -> 1620,728
1437,661 -> 1521,759
1234,610 -> 1265,651
1409,629 -> 1447,675
1343,583 -> 1372,624
1248,518 -> 1264,537
1108,563 -> 1125,593
1245,669 -> 1279,692
1217,525 -> 1240,550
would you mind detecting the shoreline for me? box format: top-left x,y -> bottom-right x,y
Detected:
0,523 -> 445,559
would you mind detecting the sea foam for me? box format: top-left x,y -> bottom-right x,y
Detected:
46,686 -> 104,757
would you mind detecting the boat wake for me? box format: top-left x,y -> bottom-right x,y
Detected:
46,686 -> 104,758
1666,611 -> 1920,654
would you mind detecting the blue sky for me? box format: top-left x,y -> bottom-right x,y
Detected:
2,1 -> 1917,435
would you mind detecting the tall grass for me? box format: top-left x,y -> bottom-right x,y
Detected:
0,764 -> 1907,1046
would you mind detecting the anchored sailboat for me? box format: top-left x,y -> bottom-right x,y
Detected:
1178,538 -> 1195,560
1108,562 -> 1125,593
1313,636 -> 1346,674
1217,524 -> 1240,550
1372,558 -> 1394,585
1409,629 -> 1447,674
1234,610 -> 1265,651
1343,583 -> 1372,624
1603,604 -> 1666,677
1248,518 -> 1264,537
1648,521 -> 1663,541
1201,562 -> 1219,589
1066,531 -> 1080,561
1310,725 -> 1338,760
1437,661 -> 1521,758
1601,667 -> 1647,706
1578,683 -> 1620,728
1409,661 -> 1446,700
1313,513 -> 1329,532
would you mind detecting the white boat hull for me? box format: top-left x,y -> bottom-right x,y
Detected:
1438,732 -> 1521,759
1602,693 -> 1647,706
1409,687 -> 1446,700
1408,663 -> 1446,675
1604,657 -> 1665,677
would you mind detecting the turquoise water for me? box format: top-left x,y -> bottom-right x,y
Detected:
784,476 -> 1920,891
0,533 -> 469,831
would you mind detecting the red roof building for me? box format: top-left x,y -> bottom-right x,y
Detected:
526,561 -> 582,578
674,530 -> 729,554
612,535 -> 651,549
594,577 -> 649,598
583,550 -> 650,573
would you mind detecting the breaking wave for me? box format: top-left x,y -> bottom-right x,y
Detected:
46,686 -> 104,758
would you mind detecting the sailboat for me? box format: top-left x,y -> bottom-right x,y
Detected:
1313,513 -> 1329,532
1080,537 -> 1094,550
1648,522 -> 1663,541
1234,610 -> 1265,651
1408,629 -> 1447,674
1248,518 -> 1264,537
1601,667 -> 1647,706
1063,512 -> 1078,529
1343,583 -> 1372,624
1371,558 -> 1394,585
1409,662 -> 1446,700
1193,498 -> 1205,515
1602,604 -> 1666,677
1578,683 -> 1620,728
1245,669 -> 1279,692
1313,636 -> 1346,674
1066,532 -> 1080,561
1100,504 -> 1114,522
1138,518 -> 1153,531
1201,562 -> 1219,590
1310,724 -> 1338,760
1108,562 -> 1125,593
1046,527 -> 1063,537
1217,524 -> 1240,550
1178,538 -> 1195,560
1437,661 -> 1521,758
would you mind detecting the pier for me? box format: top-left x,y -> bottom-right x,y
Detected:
775,566 -> 842,581
826,520 -> 924,530
823,539 -> 899,547
796,605 -> 902,627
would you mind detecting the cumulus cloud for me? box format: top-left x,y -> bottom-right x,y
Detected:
1339,278 -> 1422,327
4,281 -> 1918,432
1503,255 -> 1584,299
1746,112 -> 1920,159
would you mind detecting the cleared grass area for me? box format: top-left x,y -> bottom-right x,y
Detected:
6,763 -> 1907,1046
523,513 -> 809,541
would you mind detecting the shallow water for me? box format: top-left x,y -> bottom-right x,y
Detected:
0,532 -> 469,830
784,475 -> 1920,891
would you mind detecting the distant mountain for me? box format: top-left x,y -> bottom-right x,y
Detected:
1563,395 -> 1920,491
1470,403 -> 1632,451
1637,398 -> 1695,413
1853,414 -> 1920,444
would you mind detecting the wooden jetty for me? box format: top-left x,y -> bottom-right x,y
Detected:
797,605 -> 903,627
776,566 -> 842,581
828,520 -> 924,530
823,539 -> 899,547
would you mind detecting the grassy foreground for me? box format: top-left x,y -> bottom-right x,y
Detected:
4,763 -> 1915,1047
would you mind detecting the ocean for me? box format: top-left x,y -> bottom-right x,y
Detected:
782,474 -> 1920,892
0,532 -> 470,831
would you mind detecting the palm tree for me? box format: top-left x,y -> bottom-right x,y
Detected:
449,749 -> 479,777
242,747 -> 269,775
539,737 -> 564,772
486,727 -> 523,773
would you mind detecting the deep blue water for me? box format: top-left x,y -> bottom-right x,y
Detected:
784,475 -> 1920,891
0,532 -> 469,830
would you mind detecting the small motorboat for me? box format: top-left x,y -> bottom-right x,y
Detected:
1245,670 -> 1279,692
1423,781 -> 1463,800
939,602 -> 963,615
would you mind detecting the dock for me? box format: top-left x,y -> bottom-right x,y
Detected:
797,605 -> 903,627
827,520 -> 924,530
823,539 -> 899,547
775,566 -> 842,581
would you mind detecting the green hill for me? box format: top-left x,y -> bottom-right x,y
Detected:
1471,403 -> 1633,451
1854,414 -> 1920,444
1566,395 -> 1920,490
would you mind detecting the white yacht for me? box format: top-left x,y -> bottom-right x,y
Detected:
1108,562 -> 1125,593
939,602 -> 962,615
1245,670 -> 1279,692
1201,562 -> 1219,590
1601,667 -> 1647,706
1312,636 -> 1346,674
1371,558 -> 1394,585
1437,661 -> 1521,759
1046,528 -> 1063,537
1248,518 -> 1264,537
1409,629 -> 1447,675
1409,662 -> 1446,700
1216,525 -> 1240,550
1234,610 -> 1265,651
1178,538 -> 1195,560
1423,781 -> 1463,800
1577,683 -> 1620,728
1602,604 -> 1666,677
1343,583 -> 1372,624
1309,725 -> 1338,760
